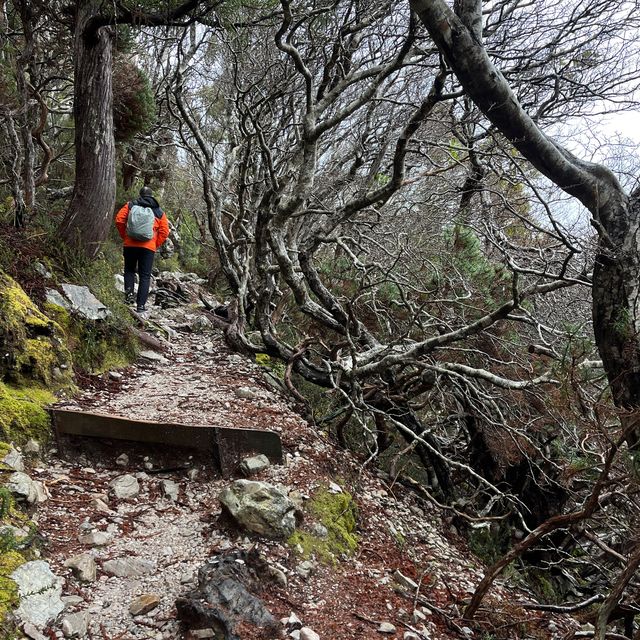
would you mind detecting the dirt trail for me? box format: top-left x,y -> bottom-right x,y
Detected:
31,306 -> 574,640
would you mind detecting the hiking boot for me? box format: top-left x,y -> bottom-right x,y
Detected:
125,291 -> 135,304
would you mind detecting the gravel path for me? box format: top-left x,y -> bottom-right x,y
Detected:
28,305 -> 578,640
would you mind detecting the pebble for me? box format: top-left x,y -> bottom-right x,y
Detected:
378,622 -> 396,634
115,453 -> 129,466
78,531 -> 111,547
129,594 -> 161,616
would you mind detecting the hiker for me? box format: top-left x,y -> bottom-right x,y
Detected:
115,186 -> 170,314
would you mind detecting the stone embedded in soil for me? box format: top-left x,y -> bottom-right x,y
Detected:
300,628 -> 320,640
3,445 -> 25,471
7,471 -> 38,503
139,350 -> 169,364
394,569 -> 418,591
62,595 -> 84,608
115,453 -> 129,466
32,480 -> 49,503
282,612 -> 302,629
239,454 -> 270,476
378,622 -> 397,634
11,561 -> 64,628
60,283 -> 110,321
188,630 -> 216,639
64,553 -> 97,582
161,479 -> 179,501
129,593 -> 161,616
23,439 -> 41,455
102,557 -> 157,577
218,479 -> 297,539
90,497 -> 112,514
268,565 -> 287,588
61,611 -> 89,638
22,622 -> 48,640
296,560 -> 315,579
109,474 -> 140,498
234,386 -> 259,400
78,531 -> 111,547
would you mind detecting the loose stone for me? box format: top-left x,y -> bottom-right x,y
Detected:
129,594 -> 161,616
109,474 -> 140,499
64,554 -> 97,582
61,611 -> 89,638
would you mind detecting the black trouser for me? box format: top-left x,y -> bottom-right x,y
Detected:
123,247 -> 155,309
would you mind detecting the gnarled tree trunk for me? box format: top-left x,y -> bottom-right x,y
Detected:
410,0 -> 640,447
58,1 -> 116,258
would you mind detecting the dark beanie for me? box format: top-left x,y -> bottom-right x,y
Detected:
140,186 -> 153,197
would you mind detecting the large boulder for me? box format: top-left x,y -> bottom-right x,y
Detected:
219,480 -> 296,539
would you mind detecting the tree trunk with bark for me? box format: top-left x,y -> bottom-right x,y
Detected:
58,1 -> 116,258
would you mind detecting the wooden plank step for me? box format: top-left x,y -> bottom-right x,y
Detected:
50,408 -> 283,477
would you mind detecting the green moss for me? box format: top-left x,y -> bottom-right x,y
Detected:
0,549 -> 24,628
288,488 -> 358,563
0,382 -> 55,444
0,271 -> 73,388
255,353 -> 286,378
45,300 -> 136,374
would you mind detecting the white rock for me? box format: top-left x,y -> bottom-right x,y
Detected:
23,439 -> 41,455
12,561 -> 64,628
378,622 -> 396,634
2,446 -> 25,471
109,474 -> 140,499
78,531 -> 111,547
90,497 -> 112,514
32,480 -> 50,504
160,479 -> 179,501
139,350 -> 169,364
300,629 -> 320,640
328,482 -> 342,494
239,454 -> 270,476
234,387 -> 259,400
102,557 -> 157,577
64,554 -> 96,582
7,471 -> 38,503
61,611 -> 88,638
22,622 -> 48,640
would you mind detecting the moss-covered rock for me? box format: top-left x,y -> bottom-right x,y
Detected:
44,302 -> 136,374
0,383 -> 55,444
0,272 -> 72,388
288,487 -> 358,563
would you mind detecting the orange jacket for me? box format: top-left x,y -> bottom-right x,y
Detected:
115,200 -> 170,252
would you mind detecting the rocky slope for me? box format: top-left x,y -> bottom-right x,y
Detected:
6,301 -> 581,640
